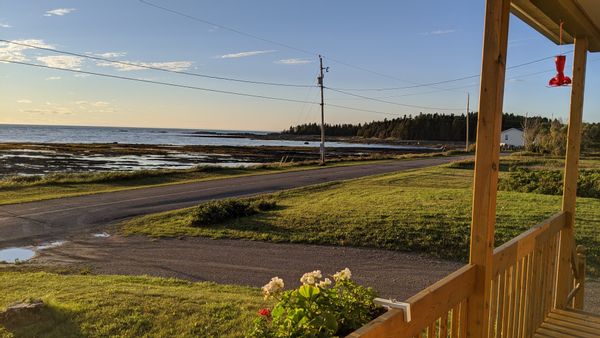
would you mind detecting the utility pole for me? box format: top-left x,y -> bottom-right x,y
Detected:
465,92 -> 470,152
523,112 -> 529,148
317,55 -> 328,165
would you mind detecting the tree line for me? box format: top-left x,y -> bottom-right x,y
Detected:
283,113 -> 600,153
283,113 -> 548,142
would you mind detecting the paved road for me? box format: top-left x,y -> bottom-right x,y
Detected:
0,156 -> 468,247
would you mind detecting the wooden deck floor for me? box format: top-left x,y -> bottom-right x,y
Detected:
534,308 -> 600,338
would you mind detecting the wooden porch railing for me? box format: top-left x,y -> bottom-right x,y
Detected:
348,211 -> 587,338
488,212 -> 564,337
348,264 -> 475,338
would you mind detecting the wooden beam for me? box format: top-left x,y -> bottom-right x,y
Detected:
468,0 -> 510,336
556,36 -> 588,309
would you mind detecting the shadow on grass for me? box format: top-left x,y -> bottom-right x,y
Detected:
0,303 -> 84,338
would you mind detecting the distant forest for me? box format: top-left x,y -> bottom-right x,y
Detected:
282,113 -> 551,142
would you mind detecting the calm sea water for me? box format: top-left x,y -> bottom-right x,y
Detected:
0,124 -> 433,150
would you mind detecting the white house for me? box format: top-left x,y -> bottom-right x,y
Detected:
500,128 -> 524,147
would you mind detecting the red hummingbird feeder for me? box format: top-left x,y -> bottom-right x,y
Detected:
548,21 -> 571,87
548,55 -> 571,86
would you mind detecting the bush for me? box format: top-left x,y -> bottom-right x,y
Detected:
499,168 -> 600,198
191,198 -> 277,227
248,268 -> 382,338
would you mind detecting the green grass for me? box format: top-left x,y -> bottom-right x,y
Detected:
0,151 -> 460,205
0,272 -> 268,338
121,155 -> 600,276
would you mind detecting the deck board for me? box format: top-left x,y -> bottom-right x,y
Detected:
534,308 -> 600,338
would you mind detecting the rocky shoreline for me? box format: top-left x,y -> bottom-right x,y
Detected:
0,142 -> 442,177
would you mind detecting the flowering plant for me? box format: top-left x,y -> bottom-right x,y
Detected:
247,268 -> 382,337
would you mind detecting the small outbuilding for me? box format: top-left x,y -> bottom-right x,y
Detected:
500,127 -> 524,147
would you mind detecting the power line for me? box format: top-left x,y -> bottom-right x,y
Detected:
138,0 -> 315,57
0,39 -> 315,88
325,87 -> 462,111
1,59 -> 321,105
137,0 -> 466,93
140,0 -> 581,95
327,67 -> 553,101
328,52 -> 574,91
2,58 -> 416,118
327,103 -> 404,117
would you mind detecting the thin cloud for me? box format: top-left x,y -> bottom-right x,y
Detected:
17,99 -> 32,104
72,100 -> 116,113
45,76 -> 62,80
0,22 -> 11,28
95,60 -> 193,71
91,101 -> 110,107
0,39 -> 54,62
22,107 -> 74,115
275,58 -> 311,65
422,29 -> 456,36
37,55 -> 83,70
44,8 -> 76,17
220,50 -> 276,59
95,51 -> 127,58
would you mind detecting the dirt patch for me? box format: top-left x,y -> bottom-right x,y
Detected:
33,235 -> 462,301
29,234 -> 600,313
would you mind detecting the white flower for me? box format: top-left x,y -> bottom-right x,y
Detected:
333,268 -> 352,281
300,270 -> 322,285
318,278 -> 332,288
262,277 -> 284,299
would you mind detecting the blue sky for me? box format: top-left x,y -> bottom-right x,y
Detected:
1,0 -> 598,131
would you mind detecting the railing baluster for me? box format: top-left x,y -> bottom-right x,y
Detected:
517,254 -> 527,338
495,271 -> 506,338
427,320 -> 436,338
502,265 -> 515,338
451,304 -> 460,338
440,311 -> 449,338
525,251 -> 537,338
489,273 -> 500,338
505,263 -> 517,337
459,300 -> 468,338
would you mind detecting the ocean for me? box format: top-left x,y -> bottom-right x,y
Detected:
0,124 -> 430,149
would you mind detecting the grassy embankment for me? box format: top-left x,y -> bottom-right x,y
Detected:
2,154 -> 598,336
0,271 -> 269,338
0,151 -> 461,205
121,154 -> 600,276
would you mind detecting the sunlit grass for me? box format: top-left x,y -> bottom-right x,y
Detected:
121,156 -> 600,275
0,272 -> 267,338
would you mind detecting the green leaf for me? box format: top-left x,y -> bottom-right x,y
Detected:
323,312 -> 338,332
298,285 -> 320,299
271,304 -> 284,319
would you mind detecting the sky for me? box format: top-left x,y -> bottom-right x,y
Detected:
0,0 -> 599,131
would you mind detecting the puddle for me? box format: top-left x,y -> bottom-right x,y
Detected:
93,232 -> 110,238
0,240 -> 67,264
0,247 -> 36,263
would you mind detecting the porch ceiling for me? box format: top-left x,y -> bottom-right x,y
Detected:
511,0 -> 600,52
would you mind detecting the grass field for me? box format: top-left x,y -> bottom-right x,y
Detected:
0,151 -> 457,205
0,272 -> 267,338
121,154 -> 600,276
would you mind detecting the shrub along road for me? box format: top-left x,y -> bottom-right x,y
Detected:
0,156 -> 468,247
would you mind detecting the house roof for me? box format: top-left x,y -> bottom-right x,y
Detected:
511,0 -> 600,52
501,127 -> 523,133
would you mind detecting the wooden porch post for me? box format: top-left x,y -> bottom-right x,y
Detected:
555,36 -> 588,309
467,0 -> 510,336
